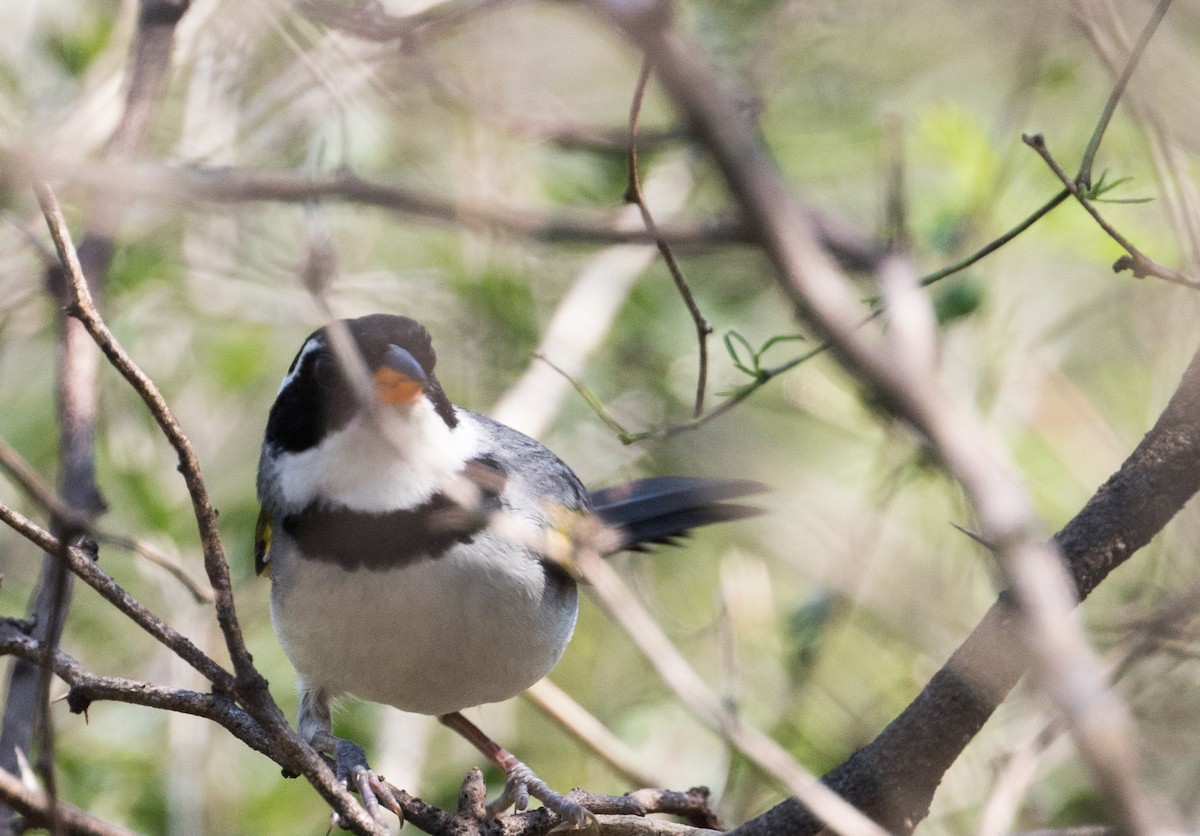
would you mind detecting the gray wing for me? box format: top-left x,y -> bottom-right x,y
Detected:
462,410 -> 764,553
459,410 -> 591,515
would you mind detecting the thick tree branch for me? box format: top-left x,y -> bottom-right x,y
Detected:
733,341 -> 1200,834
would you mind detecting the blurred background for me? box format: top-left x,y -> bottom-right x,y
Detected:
2,0 -> 1200,832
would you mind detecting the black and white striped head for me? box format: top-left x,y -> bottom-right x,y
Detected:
264,314 -> 457,455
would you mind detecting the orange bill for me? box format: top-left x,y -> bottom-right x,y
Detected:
374,366 -> 425,404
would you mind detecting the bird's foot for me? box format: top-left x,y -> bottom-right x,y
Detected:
331,738 -> 405,829
488,758 -> 595,829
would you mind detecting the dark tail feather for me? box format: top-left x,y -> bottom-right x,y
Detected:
589,476 -> 767,552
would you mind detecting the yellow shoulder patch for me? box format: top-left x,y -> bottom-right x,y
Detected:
254,508 -> 273,577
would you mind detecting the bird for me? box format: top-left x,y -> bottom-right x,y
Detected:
254,313 -> 764,827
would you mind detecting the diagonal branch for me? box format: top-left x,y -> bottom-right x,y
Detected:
741,338 -> 1200,835
0,435 -> 213,604
0,767 -> 132,836
0,2 -> 195,823
573,544 -> 889,836
625,57 -> 712,417
35,183 -> 258,690
33,184 -> 384,836
589,3 -> 1171,832
0,621 -> 272,759
1023,133 -> 1200,290
0,502 -> 232,690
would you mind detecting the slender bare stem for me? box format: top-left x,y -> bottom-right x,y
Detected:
1076,0 -> 1176,184
34,182 -> 259,686
1023,133 -> 1200,290
625,56 -> 712,417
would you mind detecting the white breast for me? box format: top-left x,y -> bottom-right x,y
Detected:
269,532 -> 578,715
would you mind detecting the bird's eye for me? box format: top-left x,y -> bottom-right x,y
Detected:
313,354 -> 341,388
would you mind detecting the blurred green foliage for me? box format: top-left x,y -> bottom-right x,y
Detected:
1,1 -> 1199,834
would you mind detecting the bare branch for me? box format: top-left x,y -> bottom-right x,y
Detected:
0,501 -> 231,689
573,545 -> 889,836
524,679 -> 668,791
12,156 -> 892,271
1023,133 -> 1200,289
1073,0 -> 1200,269
34,182 -> 384,836
625,56 -> 712,417
0,621 -> 273,759
588,3 -> 1167,832
0,435 -> 214,604
491,160 -> 697,438
35,182 -> 257,687
1074,0 -> 1175,186
0,766 -> 133,836
745,340 -> 1200,834
1,2 -> 195,820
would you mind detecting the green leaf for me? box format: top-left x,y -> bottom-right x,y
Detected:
1084,170 -> 1153,204
723,329 -> 805,381
934,278 -> 983,326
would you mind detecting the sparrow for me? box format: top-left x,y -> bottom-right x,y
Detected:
255,313 -> 764,826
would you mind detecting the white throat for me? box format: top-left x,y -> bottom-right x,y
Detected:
274,400 -> 480,511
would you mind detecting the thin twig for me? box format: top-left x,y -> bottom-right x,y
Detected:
34,184 -> 382,835
626,56 -> 712,417
0,501 -> 232,689
0,766 -> 132,836
1,3 -> 195,814
0,496 -> 382,833
0,621 -> 273,758
0,436 -> 214,604
533,352 -> 637,441
1075,0 -> 1176,185
104,536 -> 215,604
589,4 -> 1166,833
10,157 -> 893,271
576,183 -> 1071,443
572,0 -> 1172,444
1075,0 -> 1200,269
524,679 -> 667,790
491,160 -> 698,438
0,438 -> 90,539
916,188 -> 1070,287
34,182 -> 259,687
1023,133 -> 1200,289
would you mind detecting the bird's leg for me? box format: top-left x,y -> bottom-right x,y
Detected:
300,686 -> 404,828
439,711 -> 593,827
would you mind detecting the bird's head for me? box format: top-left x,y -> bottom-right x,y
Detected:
264,314 -> 458,455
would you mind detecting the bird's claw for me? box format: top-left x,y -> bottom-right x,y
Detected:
331,739 -> 405,829
488,760 -> 595,829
